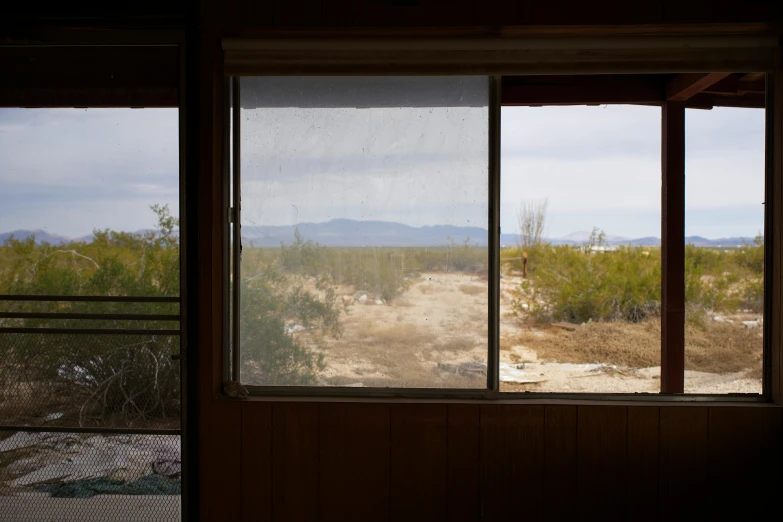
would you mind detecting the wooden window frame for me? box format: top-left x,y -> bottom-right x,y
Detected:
220,35 -> 781,403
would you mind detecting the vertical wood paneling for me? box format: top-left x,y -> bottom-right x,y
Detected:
320,403 -> 391,522
543,406 -> 577,522
707,407 -> 783,519
272,403 -> 319,522
241,403 -> 272,522
659,407 -> 709,521
201,401 -> 243,521
626,407 -> 659,522
480,405 -> 545,521
447,404 -> 480,522
577,406 -> 628,522
390,404 -> 448,522
199,25 -> 244,522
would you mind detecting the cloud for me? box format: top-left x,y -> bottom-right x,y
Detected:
500,105 -> 765,238
0,102 -> 766,240
0,108 -> 179,236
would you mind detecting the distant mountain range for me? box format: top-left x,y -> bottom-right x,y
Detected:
0,220 -> 757,248
0,229 -> 82,246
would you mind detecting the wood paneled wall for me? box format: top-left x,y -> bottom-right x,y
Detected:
190,4 -> 783,521
198,403 -> 783,521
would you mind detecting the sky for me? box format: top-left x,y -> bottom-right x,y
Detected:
0,92 -> 766,240
0,108 -> 179,238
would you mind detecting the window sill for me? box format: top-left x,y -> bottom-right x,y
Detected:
216,385 -> 772,406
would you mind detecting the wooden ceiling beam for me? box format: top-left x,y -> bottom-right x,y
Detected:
501,75 -> 665,106
666,72 -> 732,101
685,92 -> 766,110
702,76 -> 765,95
741,72 -> 767,82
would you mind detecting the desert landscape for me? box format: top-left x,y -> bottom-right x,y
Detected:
244,265 -> 762,394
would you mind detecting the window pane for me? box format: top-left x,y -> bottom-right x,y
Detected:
500,105 -> 662,393
684,106 -> 764,394
238,77 -> 489,388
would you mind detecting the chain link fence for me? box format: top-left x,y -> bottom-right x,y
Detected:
0,333 -> 180,430
0,430 -> 181,521
0,297 -> 181,521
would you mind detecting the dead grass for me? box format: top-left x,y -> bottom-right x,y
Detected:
356,323 -> 436,346
435,336 -> 480,352
458,284 -> 486,296
417,284 -> 435,294
510,320 -> 762,374
685,323 -> 762,374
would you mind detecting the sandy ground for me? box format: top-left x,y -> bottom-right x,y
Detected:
311,271 -> 762,394
315,272 -> 489,388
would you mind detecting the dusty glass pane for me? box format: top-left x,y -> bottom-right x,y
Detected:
238,77 -> 489,388
684,107 -> 764,394
499,105 -> 662,393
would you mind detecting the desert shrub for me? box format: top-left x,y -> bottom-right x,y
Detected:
521,243 -> 661,324
259,232 -> 414,301
0,206 -> 181,427
684,245 -> 734,326
239,267 -> 340,386
735,235 -> 765,312
514,232 -> 767,325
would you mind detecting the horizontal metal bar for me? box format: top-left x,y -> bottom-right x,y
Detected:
0,312 -> 181,321
0,425 -> 181,435
0,328 -> 181,335
0,295 -> 179,303
243,385 -> 766,403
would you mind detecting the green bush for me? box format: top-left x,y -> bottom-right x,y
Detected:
239,267 -> 340,386
0,206 -> 181,427
511,232 -> 766,325
521,244 -> 661,324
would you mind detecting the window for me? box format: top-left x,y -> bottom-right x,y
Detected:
230,77 -> 491,388
227,72 -> 769,397
684,106 -> 765,394
499,104 -> 662,393
0,43 -> 183,520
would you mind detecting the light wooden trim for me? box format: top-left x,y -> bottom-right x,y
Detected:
223,36 -> 777,52
223,35 -> 777,76
666,72 -> 732,101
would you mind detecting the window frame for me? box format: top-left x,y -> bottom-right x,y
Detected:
221,37 -> 779,402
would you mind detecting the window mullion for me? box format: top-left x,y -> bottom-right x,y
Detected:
661,101 -> 686,393
488,75 -> 501,391
232,76 -> 242,382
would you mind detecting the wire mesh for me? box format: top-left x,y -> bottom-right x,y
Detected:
0,333 -> 180,430
0,430 -> 181,521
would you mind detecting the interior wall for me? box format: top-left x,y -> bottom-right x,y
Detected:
193,3 -> 783,520
182,2 -> 783,521
205,403 -> 781,521
7,2 -> 780,522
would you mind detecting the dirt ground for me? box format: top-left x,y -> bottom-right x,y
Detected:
310,271 -> 763,394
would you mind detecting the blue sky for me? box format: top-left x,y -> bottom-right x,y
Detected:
0,101 -> 765,240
